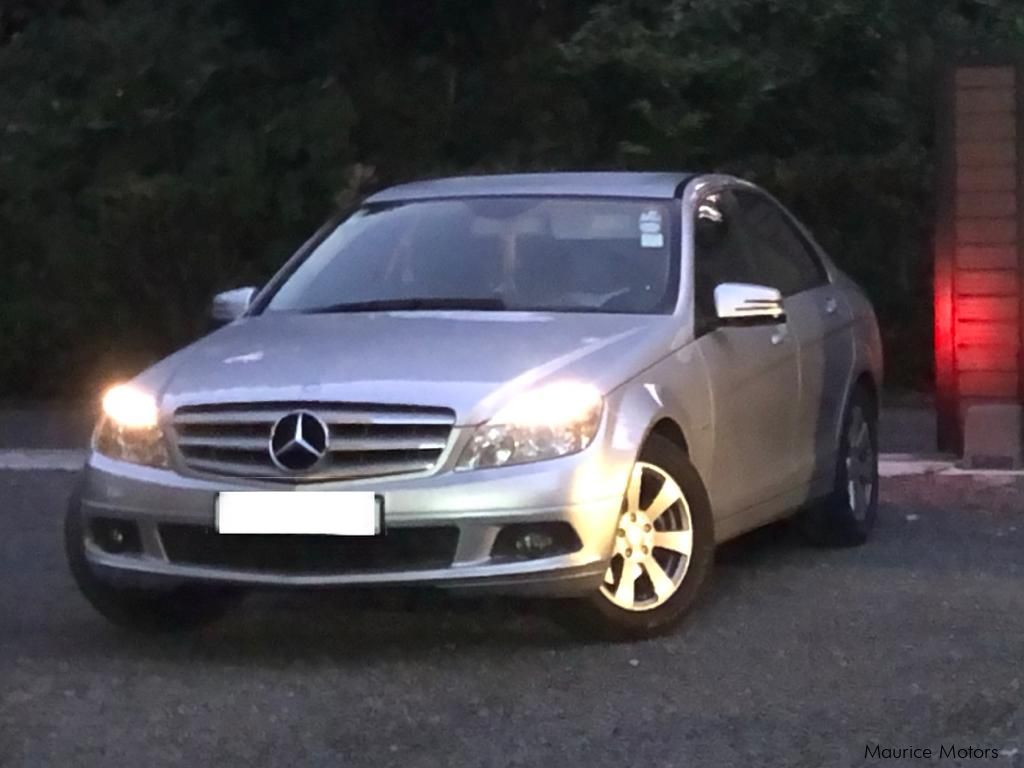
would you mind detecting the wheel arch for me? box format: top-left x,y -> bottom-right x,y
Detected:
851,370 -> 880,420
646,417 -> 690,456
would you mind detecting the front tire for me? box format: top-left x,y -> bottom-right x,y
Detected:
65,499 -> 239,633
564,434 -> 715,640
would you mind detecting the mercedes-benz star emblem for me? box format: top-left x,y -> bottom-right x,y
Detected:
269,411 -> 330,472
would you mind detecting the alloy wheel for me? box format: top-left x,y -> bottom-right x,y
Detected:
600,462 -> 694,612
846,406 -> 876,522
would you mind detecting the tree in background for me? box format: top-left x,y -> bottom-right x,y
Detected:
1,0 -> 1022,396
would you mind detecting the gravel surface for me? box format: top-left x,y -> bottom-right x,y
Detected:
1,471 -> 1022,767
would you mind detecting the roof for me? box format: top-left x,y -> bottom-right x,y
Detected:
364,172 -> 697,204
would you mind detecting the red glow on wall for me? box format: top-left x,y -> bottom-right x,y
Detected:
934,63 -> 1022,452
933,261 -> 955,357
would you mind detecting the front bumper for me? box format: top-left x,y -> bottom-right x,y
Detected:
72,445 -> 632,598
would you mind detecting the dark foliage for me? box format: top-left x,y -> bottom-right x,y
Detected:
1,0 -> 1022,396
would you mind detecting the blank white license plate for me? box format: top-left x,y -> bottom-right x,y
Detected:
216,491 -> 381,536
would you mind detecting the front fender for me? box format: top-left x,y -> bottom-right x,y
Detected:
605,342 -> 714,491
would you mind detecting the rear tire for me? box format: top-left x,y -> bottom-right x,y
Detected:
798,386 -> 879,547
561,435 -> 715,641
65,498 -> 239,633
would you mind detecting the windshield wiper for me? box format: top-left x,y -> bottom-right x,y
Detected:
302,297 -> 508,314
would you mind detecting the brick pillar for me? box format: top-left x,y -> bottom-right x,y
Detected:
935,62 -> 1023,453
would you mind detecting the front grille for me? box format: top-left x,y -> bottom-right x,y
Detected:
171,402 -> 455,482
159,524 -> 459,574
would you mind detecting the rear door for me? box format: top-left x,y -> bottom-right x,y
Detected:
735,191 -> 855,492
691,190 -> 801,519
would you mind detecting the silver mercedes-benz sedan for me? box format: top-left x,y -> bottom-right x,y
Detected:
66,172 -> 883,638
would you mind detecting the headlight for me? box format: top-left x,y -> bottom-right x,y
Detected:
92,384 -> 170,467
456,382 -> 603,471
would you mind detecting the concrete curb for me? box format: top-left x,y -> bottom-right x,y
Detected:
879,454 -> 1024,479
0,450 -> 86,471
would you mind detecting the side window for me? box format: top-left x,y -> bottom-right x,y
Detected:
736,192 -> 828,297
692,191 -> 757,326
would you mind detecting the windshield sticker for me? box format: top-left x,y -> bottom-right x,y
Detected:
223,351 -> 264,364
639,210 -> 664,248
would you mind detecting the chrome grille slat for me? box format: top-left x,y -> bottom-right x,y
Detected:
175,409 -> 455,427
172,402 -> 454,482
182,455 -> 440,482
184,456 -> 278,478
319,458 -> 439,481
328,436 -> 448,451
174,411 -> 278,426
177,435 -> 269,451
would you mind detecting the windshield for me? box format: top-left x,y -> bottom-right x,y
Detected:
262,197 -> 680,315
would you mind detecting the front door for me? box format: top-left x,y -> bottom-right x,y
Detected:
692,190 -> 801,519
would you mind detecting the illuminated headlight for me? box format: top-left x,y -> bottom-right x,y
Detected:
456,382 -> 603,471
92,384 -> 170,468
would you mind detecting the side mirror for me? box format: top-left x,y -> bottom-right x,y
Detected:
714,283 -> 785,325
210,287 -> 257,325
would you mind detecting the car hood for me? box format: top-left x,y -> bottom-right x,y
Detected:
138,311 -> 680,425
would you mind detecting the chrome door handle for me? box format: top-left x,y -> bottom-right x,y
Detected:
771,328 -> 788,345
824,296 -> 838,315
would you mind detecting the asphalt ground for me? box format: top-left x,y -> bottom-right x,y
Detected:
1,470 -> 1022,767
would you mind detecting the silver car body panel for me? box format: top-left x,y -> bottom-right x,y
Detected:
74,172 -> 883,595
364,172 -> 695,204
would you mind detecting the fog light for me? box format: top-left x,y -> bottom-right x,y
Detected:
90,518 -> 142,555
491,523 -> 582,561
515,532 -> 555,557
